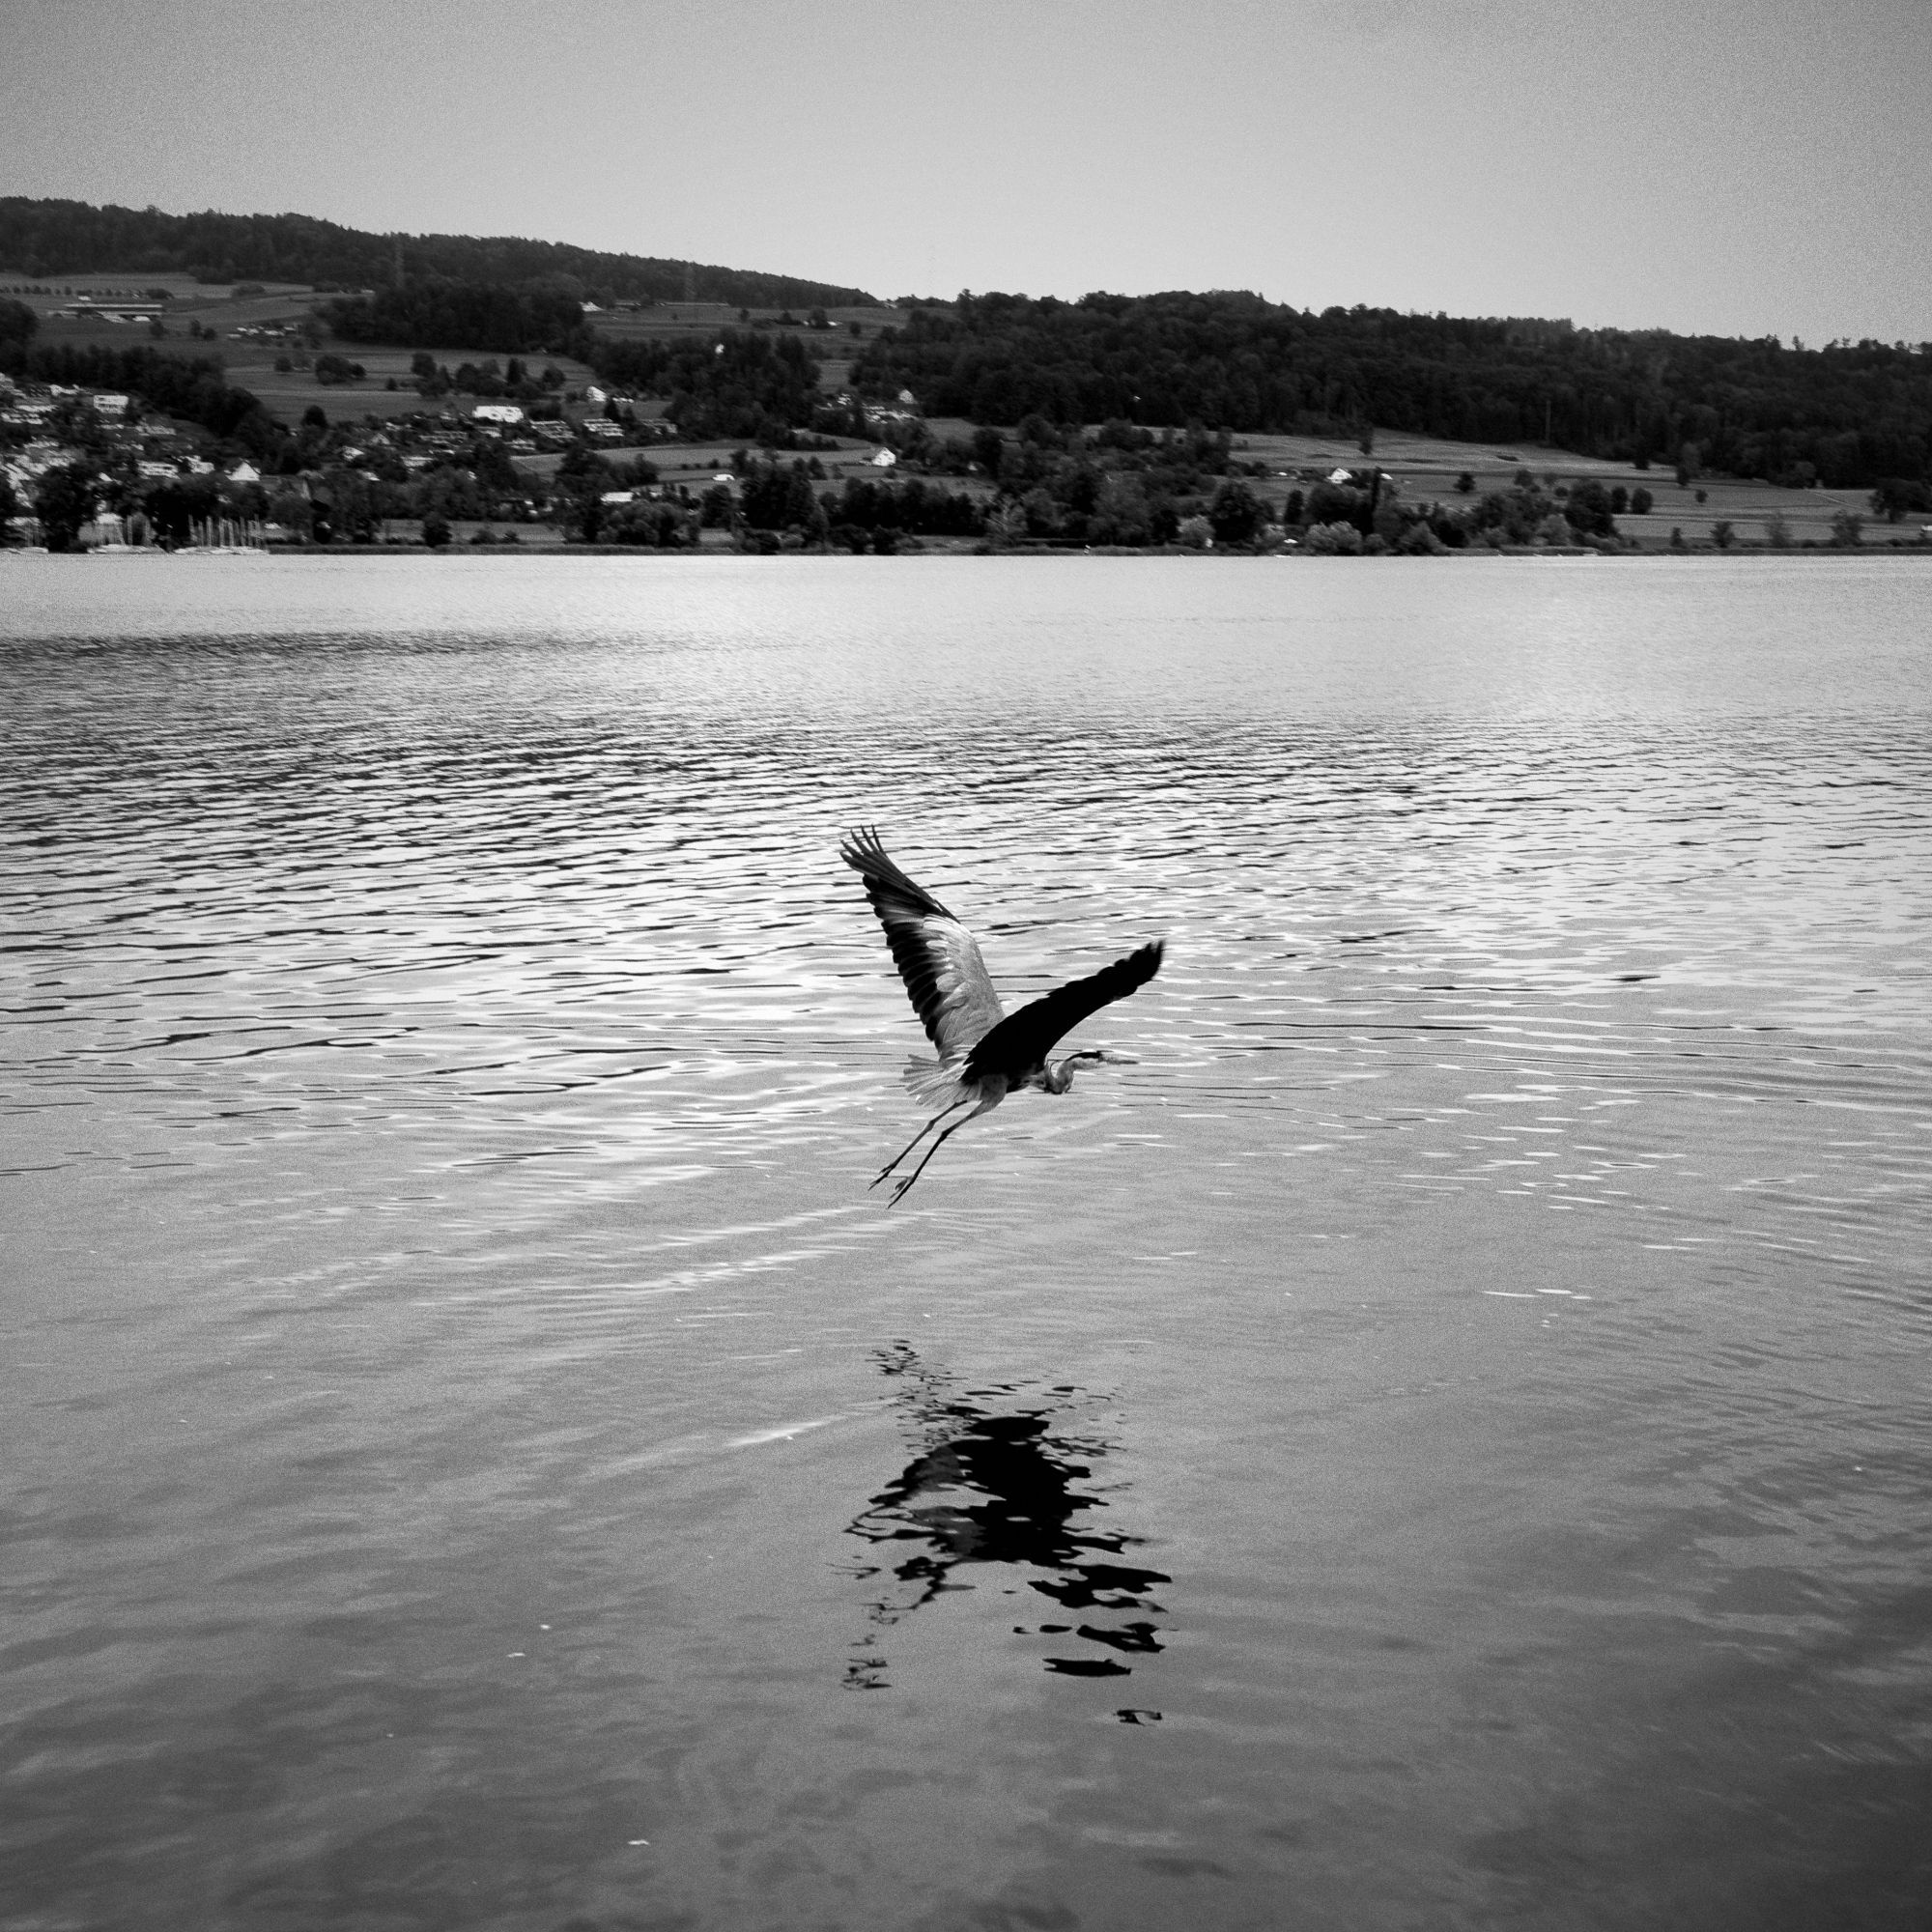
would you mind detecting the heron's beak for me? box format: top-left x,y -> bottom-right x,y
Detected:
1095,1051 -> 1139,1065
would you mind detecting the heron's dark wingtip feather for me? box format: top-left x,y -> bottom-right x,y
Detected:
839,829 -> 960,923
838,824 -> 885,867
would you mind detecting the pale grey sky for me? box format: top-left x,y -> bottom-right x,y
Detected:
3,0 -> 1926,343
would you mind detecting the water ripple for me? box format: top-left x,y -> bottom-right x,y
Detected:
4,556 -> 1930,1930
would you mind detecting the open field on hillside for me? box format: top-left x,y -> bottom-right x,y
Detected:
1228,431 -> 1891,549
589,300 -> 903,341
9,276 -> 887,426
0,272 -> 317,309
219,340 -> 602,422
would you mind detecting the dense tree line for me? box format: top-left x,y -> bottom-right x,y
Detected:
728,460 -> 986,540
821,475 -> 984,536
854,292 -> 1932,488
585,329 -> 821,440
0,198 -> 870,308
320,280 -> 587,355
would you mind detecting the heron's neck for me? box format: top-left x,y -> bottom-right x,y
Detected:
1040,1059 -> 1080,1094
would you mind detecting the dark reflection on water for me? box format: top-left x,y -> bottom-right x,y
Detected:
843,1343 -> 1169,1691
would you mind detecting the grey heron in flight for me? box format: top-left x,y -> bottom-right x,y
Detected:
841,828 -> 1164,1203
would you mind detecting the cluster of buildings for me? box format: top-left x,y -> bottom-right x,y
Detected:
3,378 -> 170,519
2,355 -> 908,547
45,298 -> 168,325
1,381 -> 131,429
0,373 -> 298,545
459,395 -> 669,450
830,388 -> 922,435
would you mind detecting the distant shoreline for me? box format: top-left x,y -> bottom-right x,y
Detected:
11,541 -> 1930,562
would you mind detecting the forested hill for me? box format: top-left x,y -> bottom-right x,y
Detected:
855,293 -> 1932,488
0,198 -> 872,310
9,197 -> 1928,487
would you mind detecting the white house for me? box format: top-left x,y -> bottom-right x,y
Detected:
227,461 -> 262,485
869,448 -> 897,469
471,404 -> 526,426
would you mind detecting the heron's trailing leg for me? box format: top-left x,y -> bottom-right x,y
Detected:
889,1093 -> 1001,1205
871,1097 -> 975,1190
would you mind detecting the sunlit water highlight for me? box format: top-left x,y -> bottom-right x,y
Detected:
3,554 -> 1929,1930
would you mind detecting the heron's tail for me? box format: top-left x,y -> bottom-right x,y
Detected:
902,1056 -> 972,1108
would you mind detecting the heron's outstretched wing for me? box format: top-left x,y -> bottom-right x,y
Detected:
841,828 -> 1005,1059
963,941 -> 1163,1081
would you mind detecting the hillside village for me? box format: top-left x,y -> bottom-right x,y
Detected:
2,262 -> 1926,558
0,348 -> 939,552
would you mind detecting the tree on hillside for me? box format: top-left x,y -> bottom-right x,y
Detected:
551,442 -> 612,542
1561,479 -> 1617,538
49,396 -> 110,452
267,484 -> 312,540
0,296 -> 36,355
143,473 -> 223,547
1208,478 -> 1264,545
1088,472 -> 1154,545
309,469 -> 379,545
34,463 -> 99,551
1869,476 -> 1932,521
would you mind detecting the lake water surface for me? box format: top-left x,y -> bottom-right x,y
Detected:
4,554 -> 1929,1930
